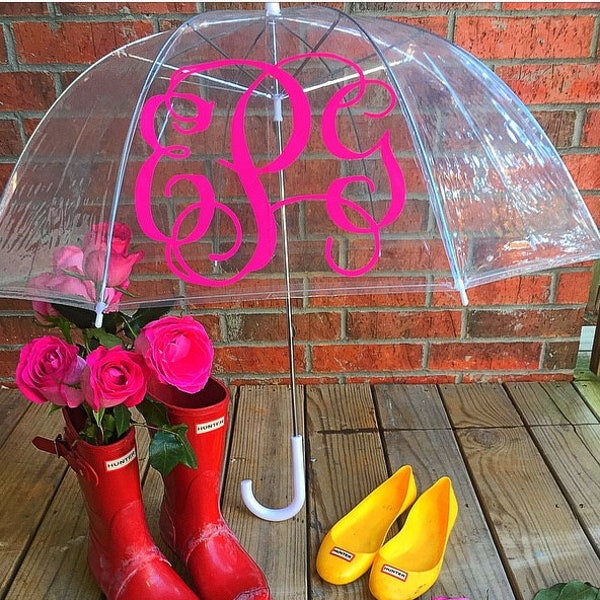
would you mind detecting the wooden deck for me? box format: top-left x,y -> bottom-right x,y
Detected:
2,381 -> 600,599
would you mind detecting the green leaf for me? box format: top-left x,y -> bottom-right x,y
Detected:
148,423 -> 197,475
92,408 -> 105,429
86,328 -> 123,349
112,405 -> 132,438
138,397 -> 169,429
52,303 -> 96,329
124,305 -> 174,339
100,311 -> 125,335
533,581 -> 600,600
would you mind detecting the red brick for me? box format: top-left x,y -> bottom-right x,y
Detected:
496,63 -> 600,104
0,27 -> 6,64
350,373 -> 458,384
532,110 -> 576,148
583,194 -> 600,228
462,371 -> 571,383
428,341 -> 542,371
57,2 -> 197,14
435,275 -> 552,306
188,313 -> 221,342
224,311 -> 341,342
502,2 -> 600,9
311,342 -> 423,372
562,154 -> 600,190
22,118 -> 41,139
0,298 -> 30,311
455,16 -> 595,60
0,315 -> 46,344
0,3 -> 48,15
543,340 -> 580,370
0,120 -> 24,156
0,72 -> 56,110
0,349 -> 20,379
555,270 -> 594,304
13,20 -> 154,64
389,15 -> 448,37
313,290 -> 429,309
347,310 -> 462,339
582,109 -> 600,147
214,344 -> 305,375
466,307 -> 584,338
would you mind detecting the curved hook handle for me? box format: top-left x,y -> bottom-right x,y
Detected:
240,434 -> 305,521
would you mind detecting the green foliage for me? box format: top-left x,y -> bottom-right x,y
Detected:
149,423 -> 197,475
533,582 -> 600,600
44,303 -> 197,472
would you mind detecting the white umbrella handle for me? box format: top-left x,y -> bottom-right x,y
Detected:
240,435 -> 305,521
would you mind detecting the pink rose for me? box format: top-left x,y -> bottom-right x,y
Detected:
135,315 -> 214,394
16,336 -> 85,407
53,245 -> 84,273
29,249 -> 95,304
81,346 -> 148,411
82,222 -> 144,288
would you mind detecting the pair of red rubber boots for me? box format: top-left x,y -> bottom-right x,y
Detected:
33,377 -> 271,600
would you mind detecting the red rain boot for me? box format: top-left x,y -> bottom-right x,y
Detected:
149,377 -> 271,600
33,408 -> 199,600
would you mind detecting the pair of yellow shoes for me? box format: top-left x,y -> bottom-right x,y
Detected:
316,466 -> 458,600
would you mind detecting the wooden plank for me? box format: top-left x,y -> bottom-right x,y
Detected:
376,385 -> 516,600
4,471 -> 101,600
375,383 -> 451,430
223,385 -> 307,600
507,384 -> 600,555
457,424 -> 600,598
0,403 -> 67,598
524,424 -> 600,555
505,382 -> 599,426
441,383 -> 524,429
307,384 -> 387,600
575,379 -> 600,420
0,390 -> 29,450
7,416 -> 153,600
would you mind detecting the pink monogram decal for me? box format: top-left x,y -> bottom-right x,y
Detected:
134,53 -> 406,285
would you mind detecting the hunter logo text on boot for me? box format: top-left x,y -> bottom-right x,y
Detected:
196,416 -> 225,434
330,547 -> 355,562
381,564 -> 408,581
105,448 -> 136,471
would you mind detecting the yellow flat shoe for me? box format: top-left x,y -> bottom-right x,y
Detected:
368,476 -> 458,600
316,465 -> 417,585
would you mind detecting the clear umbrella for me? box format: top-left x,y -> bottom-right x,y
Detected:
1,3 -> 599,520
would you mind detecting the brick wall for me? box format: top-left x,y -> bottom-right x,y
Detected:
0,2 -> 599,385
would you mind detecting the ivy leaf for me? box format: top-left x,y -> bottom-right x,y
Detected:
138,397 -> 169,429
86,328 -> 123,349
533,581 -> 600,600
112,405 -> 132,438
149,424 -> 197,475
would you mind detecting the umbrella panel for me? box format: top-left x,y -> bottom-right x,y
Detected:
0,5 -> 599,313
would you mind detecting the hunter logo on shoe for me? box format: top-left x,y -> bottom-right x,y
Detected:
330,546 -> 355,562
196,416 -> 225,434
381,564 -> 408,581
105,448 -> 136,471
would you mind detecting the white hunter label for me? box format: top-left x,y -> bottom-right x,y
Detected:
105,448 -> 136,471
381,564 -> 408,581
196,416 -> 225,434
330,546 -> 355,562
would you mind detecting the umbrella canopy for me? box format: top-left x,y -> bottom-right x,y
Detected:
1,4 -> 598,315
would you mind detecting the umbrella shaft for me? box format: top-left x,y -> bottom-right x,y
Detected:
276,119 -> 299,438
